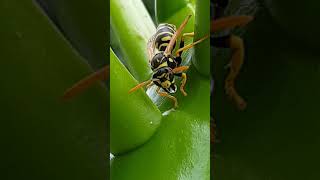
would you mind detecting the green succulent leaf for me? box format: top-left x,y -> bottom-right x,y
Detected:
156,0 -> 195,34
110,49 -> 161,155
193,0 -> 210,76
111,0 -> 210,179
110,0 -> 155,82
156,0 -> 195,25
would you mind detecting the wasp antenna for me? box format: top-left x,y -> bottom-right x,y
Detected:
211,15 -> 254,33
175,34 -> 209,56
164,15 -> 192,56
128,80 -> 152,94
62,65 -> 109,100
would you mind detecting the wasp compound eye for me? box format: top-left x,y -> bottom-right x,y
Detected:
166,84 -> 177,94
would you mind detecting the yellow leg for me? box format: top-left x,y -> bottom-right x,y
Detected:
175,32 -> 194,57
225,35 -> 247,110
172,66 -> 189,96
181,32 -> 194,41
156,87 -> 178,108
146,81 -> 154,89
128,80 -> 152,93
180,73 -> 187,96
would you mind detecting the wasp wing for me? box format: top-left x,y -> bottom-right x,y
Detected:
147,33 -> 156,62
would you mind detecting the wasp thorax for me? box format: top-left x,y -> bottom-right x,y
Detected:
150,53 -> 166,70
152,67 -> 177,94
150,52 -> 178,71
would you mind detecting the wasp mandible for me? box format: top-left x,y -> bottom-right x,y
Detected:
128,15 -> 209,108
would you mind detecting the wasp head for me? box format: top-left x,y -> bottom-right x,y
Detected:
152,67 -> 177,94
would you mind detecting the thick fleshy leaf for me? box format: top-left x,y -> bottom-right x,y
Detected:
110,0 -> 155,82
156,0 -> 195,33
156,0 -> 195,25
111,67 -> 210,180
111,0 -> 211,179
110,49 -> 161,155
193,0 -> 210,75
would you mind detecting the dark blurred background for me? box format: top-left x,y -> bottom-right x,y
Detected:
212,0 -> 320,179
0,0 -> 109,179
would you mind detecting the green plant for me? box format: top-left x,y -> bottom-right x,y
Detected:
110,0 -> 210,179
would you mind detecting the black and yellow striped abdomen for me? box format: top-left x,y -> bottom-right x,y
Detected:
154,23 -> 177,52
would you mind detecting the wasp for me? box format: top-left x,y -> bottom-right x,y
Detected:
211,0 -> 253,110
128,15 -> 209,108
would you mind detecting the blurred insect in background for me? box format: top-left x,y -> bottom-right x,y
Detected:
210,0 -> 254,146
128,15 -> 209,108
211,0 -> 253,110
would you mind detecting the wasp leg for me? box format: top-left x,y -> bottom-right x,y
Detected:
173,72 -> 188,96
176,32 -> 195,57
224,35 -> 247,110
175,34 -> 209,56
182,32 -> 194,40
173,66 -> 189,96
180,73 -> 188,96
156,87 -> 178,108
62,65 -> 109,100
128,80 -> 152,93
211,15 -> 254,33
146,81 -> 154,89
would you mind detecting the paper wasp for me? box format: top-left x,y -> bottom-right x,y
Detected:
128,15 -> 209,108
61,15 -> 208,106
211,0 -> 253,110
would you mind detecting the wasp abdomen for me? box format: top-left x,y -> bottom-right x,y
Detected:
154,23 -> 177,52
